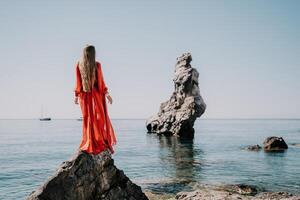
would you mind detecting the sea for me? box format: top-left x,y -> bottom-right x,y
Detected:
0,119 -> 300,199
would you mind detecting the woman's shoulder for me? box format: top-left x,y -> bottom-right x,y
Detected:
75,60 -> 80,68
96,61 -> 103,72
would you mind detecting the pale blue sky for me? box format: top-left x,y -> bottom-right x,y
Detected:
0,0 -> 299,119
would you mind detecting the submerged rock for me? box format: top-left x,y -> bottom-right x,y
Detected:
146,53 -> 206,138
27,150 -> 148,200
263,136 -> 288,151
246,144 -> 262,151
291,143 -> 300,148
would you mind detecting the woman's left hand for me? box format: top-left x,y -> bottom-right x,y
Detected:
74,97 -> 79,105
106,94 -> 113,104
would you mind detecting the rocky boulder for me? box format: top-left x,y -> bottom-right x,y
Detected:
263,136 -> 288,151
27,150 -> 148,200
146,53 -> 206,138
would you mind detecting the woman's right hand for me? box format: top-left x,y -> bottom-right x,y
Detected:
106,94 -> 113,104
74,97 -> 79,104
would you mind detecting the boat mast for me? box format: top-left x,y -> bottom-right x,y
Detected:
40,105 -> 44,118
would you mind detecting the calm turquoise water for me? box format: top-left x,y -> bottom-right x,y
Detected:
0,119 -> 300,199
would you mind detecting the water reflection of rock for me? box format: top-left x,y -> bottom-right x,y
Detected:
149,136 -> 203,194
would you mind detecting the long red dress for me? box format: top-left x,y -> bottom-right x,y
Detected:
74,61 -> 116,155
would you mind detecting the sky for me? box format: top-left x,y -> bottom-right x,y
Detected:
0,0 -> 299,119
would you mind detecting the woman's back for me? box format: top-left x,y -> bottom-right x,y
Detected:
78,61 -> 97,93
78,62 -> 98,92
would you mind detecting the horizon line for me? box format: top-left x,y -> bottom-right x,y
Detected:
0,118 -> 300,120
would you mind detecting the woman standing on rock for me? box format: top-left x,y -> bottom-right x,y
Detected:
74,45 -> 116,155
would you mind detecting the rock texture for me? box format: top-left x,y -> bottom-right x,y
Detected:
146,53 -> 206,138
175,185 -> 300,200
263,136 -> 288,151
219,184 -> 258,196
27,150 -> 148,200
176,190 -> 300,200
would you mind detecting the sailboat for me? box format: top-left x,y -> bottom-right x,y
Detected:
40,117 -> 51,121
39,105 -> 51,121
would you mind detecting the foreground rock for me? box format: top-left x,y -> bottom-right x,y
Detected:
263,136 -> 288,151
176,190 -> 300,200
175,184 -> 300,200
27,150 -> 148,200
219,184 -> 258,195
146,53 -> 206,138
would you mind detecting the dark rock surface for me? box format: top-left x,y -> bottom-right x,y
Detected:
263,136 -> 288,151
27,150 -> 148,200
146,53 -> 206,138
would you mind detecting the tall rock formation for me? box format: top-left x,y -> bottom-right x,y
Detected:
146,53 -> 206,138
27,150 -> 148,200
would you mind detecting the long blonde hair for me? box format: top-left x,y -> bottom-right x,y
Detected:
78,45 -> 97,92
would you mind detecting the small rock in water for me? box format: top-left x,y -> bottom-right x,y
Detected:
263,136 -> 288,151
246,144 -> 262,151
146,53 -> 206,138
290,143 -> 300,148
26,150 -> 148,200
